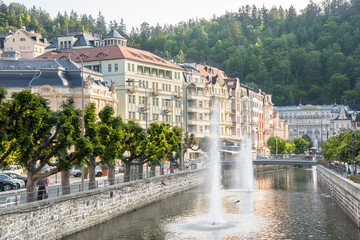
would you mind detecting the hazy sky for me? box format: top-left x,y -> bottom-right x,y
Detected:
3,0 -> 319,31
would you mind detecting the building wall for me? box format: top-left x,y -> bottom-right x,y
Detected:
317,166 -> 360,227
0,170 -> 204,240
4,29 -> 48,59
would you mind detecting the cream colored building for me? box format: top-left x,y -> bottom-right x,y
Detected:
4,27 -> 50,59
274,104 -> 353,146
39,30 -> 184,129
0,50 -> 117,113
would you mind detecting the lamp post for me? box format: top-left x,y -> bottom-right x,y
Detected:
352,133 -> 355,175
52,50 -> 85,191
126,80 -> 148,130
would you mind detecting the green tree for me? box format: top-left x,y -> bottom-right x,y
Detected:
328,73 -> 350,103
293,138 -> 308,154
267,136 -> 286,154
302,134 -> 313,149
98,105 -> 124,185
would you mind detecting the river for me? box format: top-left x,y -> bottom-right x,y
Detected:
65,167 -> 360,240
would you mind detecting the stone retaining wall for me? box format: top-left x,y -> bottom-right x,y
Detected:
0,170 -> 204,240
317,165 -> 360,227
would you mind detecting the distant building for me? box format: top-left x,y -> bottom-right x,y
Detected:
274,104 -> 353,146
0,33 -> 12,50
0,49 -> 117,112
4,27 -> 50,59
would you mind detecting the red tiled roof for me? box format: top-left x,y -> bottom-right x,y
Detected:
224,78 -> 237,89
37,45 -> 182,70
197,64 -> 227,85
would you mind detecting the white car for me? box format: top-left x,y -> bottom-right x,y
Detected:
0,174 -> 25,189
1,165 -> 24,175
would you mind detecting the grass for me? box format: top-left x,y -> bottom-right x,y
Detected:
347,175 -> 360,184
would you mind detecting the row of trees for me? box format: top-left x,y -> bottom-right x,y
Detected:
1,1 -> 359,105
267,135 -> 313,154
322,130 -> 360,174
0,87 -> 194,202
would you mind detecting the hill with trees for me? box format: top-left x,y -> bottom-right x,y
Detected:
0,0 -> 359,105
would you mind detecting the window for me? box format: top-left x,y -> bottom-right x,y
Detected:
108,64 -> 112,72
199,126 -> 203,132
115,63 -> 118,72
96,52 -> 107,57
128,63 -> 131,71
20,38 -> 25,42
132,64 -> 135,72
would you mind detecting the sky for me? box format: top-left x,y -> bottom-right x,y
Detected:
3,0 -> 319,31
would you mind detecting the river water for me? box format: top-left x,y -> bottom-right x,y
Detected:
66,167 -> 360,240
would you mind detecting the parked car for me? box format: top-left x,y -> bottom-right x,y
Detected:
95,166 -> 102,177
0,165 -> 23,175
0,178 -> 16,191
0,174 -> 25,189
70,168 -> 82,177
2,173 -> 27,186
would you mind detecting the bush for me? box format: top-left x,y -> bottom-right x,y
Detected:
347,175 -> 360,184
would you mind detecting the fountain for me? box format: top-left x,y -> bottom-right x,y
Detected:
230,137 -> 254,191
208,99 -> 222,224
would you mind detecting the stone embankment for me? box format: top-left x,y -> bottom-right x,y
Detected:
0,170 -> 204,240
317,165 -> 360,227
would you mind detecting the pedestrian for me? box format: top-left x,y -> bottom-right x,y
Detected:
37,177 -> 48,200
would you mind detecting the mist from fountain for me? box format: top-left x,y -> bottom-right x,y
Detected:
208,99 -> 222,224
230,137 -> 254,191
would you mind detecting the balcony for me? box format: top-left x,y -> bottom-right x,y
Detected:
163,106 -> 173,112
175,91 -> 183,98
127,85 -> 138,92
152,88 -> 162,95
139,104 -> 150,111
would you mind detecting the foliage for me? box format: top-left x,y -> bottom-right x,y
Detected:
267,136 -> 286,154
293,138 -> 308,154
348,175 -> 360,184
199,136 -> 211,153
302,134 -> 313,149
322,130 -> 360,166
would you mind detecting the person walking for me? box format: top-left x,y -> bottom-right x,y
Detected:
37,177 -> 48,200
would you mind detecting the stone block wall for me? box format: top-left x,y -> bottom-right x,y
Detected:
0,170 -> 204,240
317,165 -> 360,227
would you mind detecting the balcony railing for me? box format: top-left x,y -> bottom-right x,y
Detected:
139,104 -> 150,110
163,106 -> 173,112
175,92 -> 183,98
127,85 -> 138,92
152,88 -> 162,95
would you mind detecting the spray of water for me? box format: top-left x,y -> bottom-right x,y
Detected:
208,99 -> 222,224
231,136 -> 254,191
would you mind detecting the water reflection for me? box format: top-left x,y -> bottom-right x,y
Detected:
65,167 -> 360,240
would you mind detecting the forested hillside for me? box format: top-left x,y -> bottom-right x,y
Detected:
0,0 -> 359,105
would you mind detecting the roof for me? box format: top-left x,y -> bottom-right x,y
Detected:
37,45 -> 183,70
224,78 -> 237,89
73,35 -> 93,47
45,42 -> 58,49
0,59 -> 105,89
103,30 -> 125,39
197,64 -> 227,85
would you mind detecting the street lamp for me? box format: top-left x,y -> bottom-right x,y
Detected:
126,80 -> 148,130
52,50 -> 85,191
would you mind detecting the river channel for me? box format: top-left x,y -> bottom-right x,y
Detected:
65,167 -> 360,240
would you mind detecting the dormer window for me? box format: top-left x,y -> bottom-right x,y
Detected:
79,54 -> 88,59
136,55 -> 143,59
96,52 -> 107,57
60,56 -> 67,60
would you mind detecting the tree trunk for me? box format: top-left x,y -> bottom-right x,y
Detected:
138,163 -> 143,179
88,159 -> 96,190
151,165 -> 156,177
107,162 -> 115,185
26,171 -> 36,203
124,162 -> 131,182
61,170 -> 70,195
170,162 -> 174,173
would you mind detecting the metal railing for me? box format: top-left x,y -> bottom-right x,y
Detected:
0,166 -> 201,209
318,161 -> 348,178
